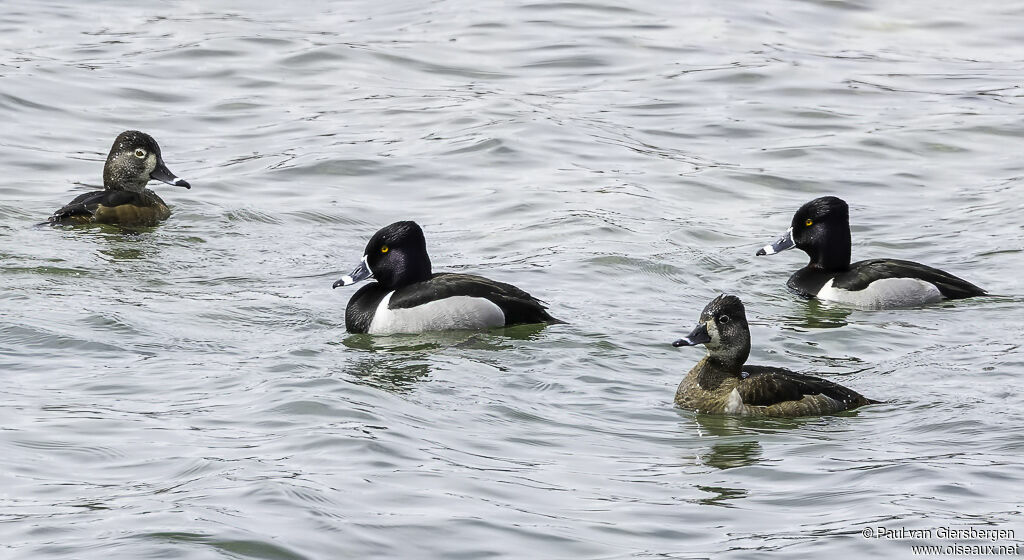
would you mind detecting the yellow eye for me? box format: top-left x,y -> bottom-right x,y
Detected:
134,148 -> 146,158
381,245 -> 389,253
805,218 -> 813,227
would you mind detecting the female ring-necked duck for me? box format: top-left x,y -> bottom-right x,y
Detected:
756,196 -> 985,308
333,221 -> 563,334
49,131 -> 190,226
673,294 -> 878,417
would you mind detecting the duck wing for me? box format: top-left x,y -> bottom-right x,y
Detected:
49,190 -> 142,223
738,365 -> 877,407
835,259 -> 985,299
388,273 -> 563,326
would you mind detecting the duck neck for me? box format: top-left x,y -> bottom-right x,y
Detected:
378,251 -> 432,290
103,163 -> 147,192
401,248 -> 432,286
809,224 -> 851,271
403,262 -> 432,286
693,353 -> 744,391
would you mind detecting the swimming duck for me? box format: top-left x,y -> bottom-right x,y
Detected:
333,221 -> 563,334
756,196 -> 985,308
672,294 -> 878,417
49,130 -> 190,226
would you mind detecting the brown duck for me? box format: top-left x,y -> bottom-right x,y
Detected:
49,130 -> 190,226
672,294 -> 878,417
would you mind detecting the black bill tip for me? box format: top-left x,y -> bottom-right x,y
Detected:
674,322 -> 711,347
150,161 -> 191,189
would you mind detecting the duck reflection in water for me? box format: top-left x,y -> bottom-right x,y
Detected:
341,350 -> 432,393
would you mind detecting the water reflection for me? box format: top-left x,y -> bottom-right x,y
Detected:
696,484 -> 749,507
141,532 -> 307,560
50,223 -> 164,261
341,323 -> 552,353
700,439 -> 763,471
689,414 -> 817,468
98,246 -> 148,260
492,322 -> 553,341
48,221 -> 158,236
691,414 -> 764,471
342,332 -> 446,353
781,298 -> 852,330
343,331 -> 498,353
687,414 -> 821,507
344,353 -> 431,393
338,324 -> 554,391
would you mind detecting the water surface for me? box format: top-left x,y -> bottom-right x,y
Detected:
2,1 -> 1023,558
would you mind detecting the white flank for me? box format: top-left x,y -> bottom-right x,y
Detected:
725,388 -> 745,414
368,291 -> 506,335
817,277 -> 942,309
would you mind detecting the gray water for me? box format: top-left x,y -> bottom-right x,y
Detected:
2,1 -> 1024,558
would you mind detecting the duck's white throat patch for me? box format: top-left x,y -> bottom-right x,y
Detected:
368,291 -> 506,335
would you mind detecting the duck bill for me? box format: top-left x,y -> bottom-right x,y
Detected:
673,323 -> 711,347
332,256 -> 373,288
755,227 -> 794,256
150,158 -> 191,189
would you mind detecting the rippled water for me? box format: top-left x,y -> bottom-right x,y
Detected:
2,1 -> 1023,558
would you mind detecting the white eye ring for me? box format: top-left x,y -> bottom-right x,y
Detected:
134,148 -> 147,158
719,315 -> 731,324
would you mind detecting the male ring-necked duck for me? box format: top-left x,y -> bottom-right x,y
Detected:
49,131 -> 190,226
333,221 -> 563,334
672,294 -> 878,417
756,196 -> 985,308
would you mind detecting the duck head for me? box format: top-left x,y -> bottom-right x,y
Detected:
673,294 -> 751,370
103,130 -> 190,192
756,196 -> 851,270
333,221 -> 433,291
